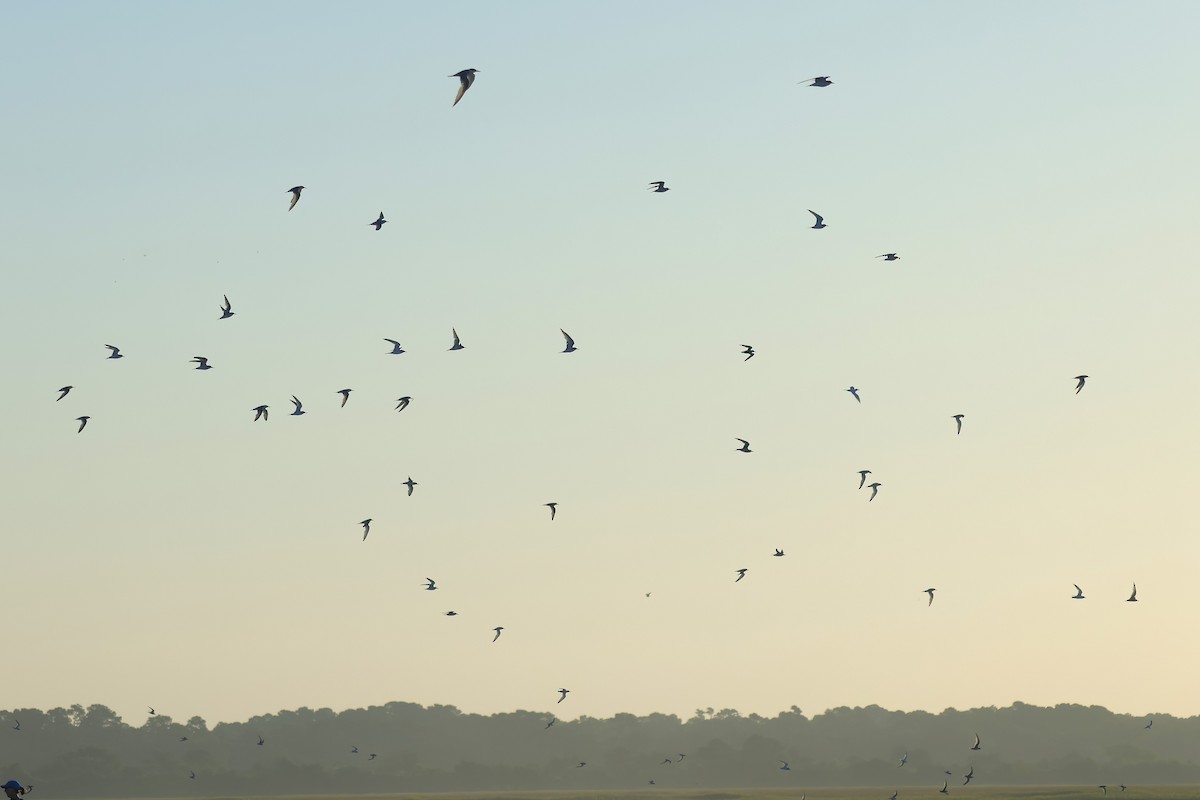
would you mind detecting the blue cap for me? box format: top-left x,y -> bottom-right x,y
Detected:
1,782 -> 21,790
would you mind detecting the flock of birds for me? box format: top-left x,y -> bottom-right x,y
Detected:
36,67 -> 1153,798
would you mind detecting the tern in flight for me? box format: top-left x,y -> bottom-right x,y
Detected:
1120,786 -> 1127,792
180,736 -> 188,741
577,762 -> 587,768
351,746 -> 359,754
847,386 -> 861,403
735,568 -> 748,582
868,482 -> 881,501
290,396 -> 305,416
925,588 -> 936,606
252,405 -> 268,422
898,752 -> 908,767
1144,718 -> 1153,729
148,706 -> 156,715
57,386 -> 73,401
11,721 -> 19,731
798,76 -> 833,86
877,253 -> 899,261
189,771 -> 195,780
1072,584 -> 1085,599
445,611 -> 458,617
360,519 -> 372,541
971,733 -> 981,750
741,344 -> 755,361
190,356 -> 212,370
449,328 -> 464,350
736,438 -> 752,453
287,186 -> 304,211
545,502 -> 557,520
557,688 -> 570,703
560,329 -> 577,352
368,754 -> 377,760
257,736 -> 264,746
779,761 -> 791,771
648,181 -> 670,192
76,416 -> 90,433
773,549 -> 785,557
809,210 -> 826,228
1074,375 -> 1089,393
450,69 -> 479,106
1099,786 -> 1107,795
424,578 -> 438,591
220,295 -> 234,319
395,396 -> 411,412
105,344 -> 124,359
939,781 -> 949,795
858,470 -> 871,489
545,719 -> 556,729
963,768 -> 974,785
369,212 -> 387,230
953,414 -> 964,434
403,477 -> 417,496
337,389 -> 352,407
677,754 -> 686,761
890,793 -> 898,800
384,338 -> 406,355
492,626 -> 504,642
661,759 -> 673,765
1127,583 -> 1138,602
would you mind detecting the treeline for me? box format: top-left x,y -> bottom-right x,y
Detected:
1,701 -> 1197,797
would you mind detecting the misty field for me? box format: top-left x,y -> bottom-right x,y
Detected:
108,788 -> 1200,800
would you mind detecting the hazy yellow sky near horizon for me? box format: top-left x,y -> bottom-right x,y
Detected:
2,0 -> 1200,726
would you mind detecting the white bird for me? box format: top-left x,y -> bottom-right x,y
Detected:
809,210 -> 826,229
953,414 -> 964,434
561,329 -> 577,353
1074,375 -> 1089,393
220,295 -> 234,319
1072,584 -> 1085,599
449,328 -> 464,350
105,344 -> 124,359
858,470 -> 871,489
76,416 -> 90,433
868,482 -> 881,501
450,69 -> 479,106
337,389 -> 352,407
1127,582 -> 1138,602
290,395 -> 305,416
190,356 -> 212,370
925,588 -> 936,606
384,339 -> 406,355
735,438 -> 752,453
403,477 -> 417,496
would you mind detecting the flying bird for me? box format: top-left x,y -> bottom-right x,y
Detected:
971,733 -> 981,751
257,735 -> 264,746
1099,786 -> 1107,795
545,719 -> 556,729
577,762 -> 587,768
963,768 -> 974,785
773,549 -> 785,557
337,389 -> 352,407
953,414 -> 964,434
779,761 -> 791,771
445,611 -> 458,617
877,253 -> 900,261
858,470 -> 871,489
105,344 -> 124,359
1144,718 -> 1153,730
220,295 -> 234,319
868,482 -> 881,501
56,386 -> 73,401
741,344 -> 755,361
735,438 -> 752,453
925,588 -> 936,606
1127,583 -> 1138,602
403,477 -> 417,496
798,76 -> 833,86
190,356 -> 212,370
424,578 -> 438,591
648,181 -> 670,192
76,416 -> 90,433
1074,375 -> 1089,393
492,626 -> 504,642
898,752 -> 908,767
351,746 -> 359,754
290,396 -> 305,416
735,568 -> 748,582
847,386 -> 861,402
360,519 -> 372,541
809,210 -> 826,229
677,754 -> 686,761
367,754 -> 377,760
1120,786 -> 1127,792
661,759 -> 673,765
384,339 -> 406,355
11,721 -> 19,731
369,212 -> 387,230
545,502 -> 557,520
395,396 -> 411,412
1072,584 -> 1085,599
939,781 -> 949,795
252,405 -> 268,422
189,771 -> 195,780
890,792 -> 898,800
180,736 -> 188,742
148,707 -> 156,715
560,329 -> 577,352
450,69 -> 479,106
287,186 -> 304,210
449,328 -> 464,350
557,688 -> 569,703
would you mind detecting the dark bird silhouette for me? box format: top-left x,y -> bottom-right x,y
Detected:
577,762 -> 587,768
1072,584 -> 1085,599
287,186 -> 304,211
1074,375 -> 1089,393
148,707 -> 156,715
369,212 -> 387,230
809,210 -> 826,228
1144,718 -> 1153,729
290,396 -> 305,416
252,405 -> 268,422
1128,583 -> 1138,602
779,761 -> 791,771
898,752 -> 908,767
971,733 -> 981,750
877,253 -> 899,261
798,76 -> 833,87
105,344 -> 124,359
925,588 -> 936,606
12,721 -> 19,731
257,735 -> 264,746
360,519 -> 372,541
545,719 -> 556,729
395,396 -> 411,412
741,344 -> 755,361
56,386 -> 73,401
557,688 -> 569,703
561,329 -> 577,352
189,771 -> 195,780
648,181 -> 670,192
190,356 -> 212,370
868,482 -> 881,501
858,470 -> 871,489
424,578 -> 438,591
384,338 -> 406,355
953,414 -> 964,434
773,549 -> 785,557
939,780 -> 949,795
180,736 -> 188,742
735,568 -> 748,582
449,328 -> 465,350
220,294 -> 234,319
492,626 -> 504,642
545,502 -> 557,520
661,758 -> 673,765
403,477 -> 417,496
76,416 -> 90,433
337,389 -> 352,407
847,386 -> 861,402
735,438 -> 752,453
351,746 -> 359,753
450,69 -> 479,106
445,611 -> 458,617
963,767 -> 974,785
367,753 -> 377,760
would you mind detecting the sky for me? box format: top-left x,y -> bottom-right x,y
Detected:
2,0 -> 1200,727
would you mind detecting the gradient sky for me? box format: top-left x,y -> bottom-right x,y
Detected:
3,0 -> 1200,727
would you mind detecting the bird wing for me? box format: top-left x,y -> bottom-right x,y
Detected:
809,210 -> 823,223
453,80 -> 469,106
289,192 -> 300,211
561,329 -> 574,347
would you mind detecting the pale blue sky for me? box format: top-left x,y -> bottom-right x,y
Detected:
3,1 -> 1200,726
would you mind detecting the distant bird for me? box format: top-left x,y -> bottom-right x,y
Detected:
773,549 -> 785,557
252,405 -> 268,422
337,389 -> 352,407
577,762 -> 587,768
1074,375 -> 1089,393
148,706 -> 156,715
403,477 -> 417,496
11,721 -> 19,731
445,611 -> 458,617
395,396 -> 411,412
180,736 -> 188,742
798,76 -> 833,87
351,746 -> 359,753
384,338 -> 406,355
557,688 -> 570,703
1127,583 -> 1138,602
971,733 -> 981,751
868,482 -> 881,501
1099,786 -> 1107,796
735,568 -> 748,582
661,759 -> 673,765
257,735 -> 264,746
220,294 -> 234,319
287,186 -> 304,211
858,470 -> 871,489
847,386 -> 861,403
190,356 -> 212,370
953,414 -> 964,434
290,395 -> 305,416
890,792 -> 898,800
449,328 -> 464,350
189,771 -> 195,780
56,386 -> 73,401
367,753 -> 377,760
963,768 -> 974,785
1144,718 -> 1153,730
492,626 -> 504,642
545,502 -> 557,520
877,253 -> 900,261
360,519 -> 372,541
898,752 -> 907,767
677,754 -> 686,761
545,719 -> 556,729
369,212 -> 387,230
741,344 -> 755,361
925,588 -> 936,606
939,780 -> 949,795
735,438 -> 752,453
1072,584 -> 1085,599
809,210 -> 826,228
649,780 -> 656,785
76,416 -> 90,433
648,181 -> 670,192
779,761 -> 791,771
450,68 -> 479,106
1120,786 -> 1127,792
424,578 -> 438,591
560,329 -> 577,352
105,344 -> 124,359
